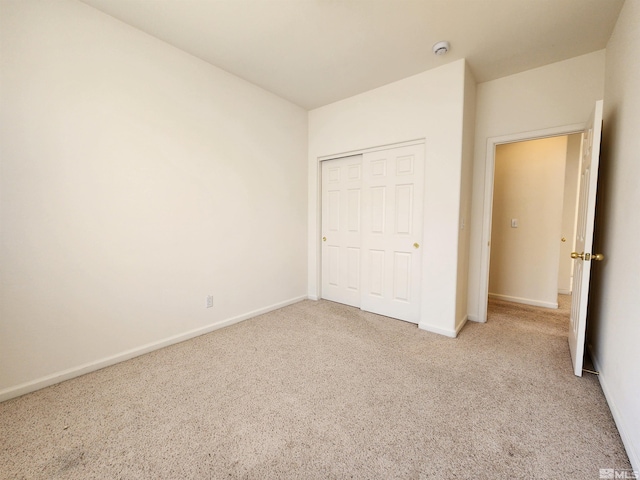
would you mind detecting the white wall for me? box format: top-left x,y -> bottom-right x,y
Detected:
0,0 -> 308,399
489,137 -> 567,308
557,133 -> 581,294
308,60 -> 467,337
588,0 -> 640,470
455,63 -> 476,330
467,51 -> 606,321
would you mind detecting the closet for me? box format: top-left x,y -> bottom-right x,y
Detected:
320,143 -> 425,323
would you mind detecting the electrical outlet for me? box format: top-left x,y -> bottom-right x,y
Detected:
206,295 -> 214,308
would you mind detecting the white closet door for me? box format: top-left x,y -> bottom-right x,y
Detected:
321,155 -> 363,307
361,144 -> 424,323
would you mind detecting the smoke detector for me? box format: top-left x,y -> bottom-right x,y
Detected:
432,41 -> 450,56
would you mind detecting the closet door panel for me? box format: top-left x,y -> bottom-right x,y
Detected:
361,144 -> 424,323
321,155 -> 363,307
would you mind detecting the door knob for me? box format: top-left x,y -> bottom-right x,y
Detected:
413,242 -> 420,249
561,237 -> 566,243
571,252 -> 605,261
322,237 -> 327,242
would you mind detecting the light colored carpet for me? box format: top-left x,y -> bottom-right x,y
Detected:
0,297 -> 631,479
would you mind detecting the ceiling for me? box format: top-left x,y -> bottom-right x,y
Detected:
79,0 -> 624,110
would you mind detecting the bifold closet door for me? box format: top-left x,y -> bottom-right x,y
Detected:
361,145 -> 424,323
321,155 -> 363,308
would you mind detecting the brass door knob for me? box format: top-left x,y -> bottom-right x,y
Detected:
322,237 -> 327,242
571,252 -> 605,261
413,242 -> 420,249
561,237 -> 567,243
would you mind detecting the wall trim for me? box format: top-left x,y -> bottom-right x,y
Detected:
418,321 -> 457,338
455,315 -> 468,336
488,293 -> 558,309
467,314 -> 480,323
0,295 -> 308,403
317,138 -> 425,162
558,289 -> 572,295
589,346 -> 640,473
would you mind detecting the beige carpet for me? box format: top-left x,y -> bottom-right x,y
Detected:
0,297 -> 631,479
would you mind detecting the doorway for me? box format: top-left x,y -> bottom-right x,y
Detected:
477,123 -> 586,323
479,101 -> 604,377
488,134 -> 582,309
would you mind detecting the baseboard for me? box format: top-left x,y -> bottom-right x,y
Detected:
308,294 -> 319,301
418,321 -> 457,338
467,314 -> 481,323
558,289 -> 572,295
455,315 -> 468,336
588,345 -> 640,474
0,295 -> 308,403
488,293 -> 558,309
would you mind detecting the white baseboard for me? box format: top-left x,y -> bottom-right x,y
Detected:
488,293 -> 558,309
307,294 -> 319,301
0,295 -> 308,403
588,345 -> 640,474
558,289 -> 572,295
467,314 -> 482,323
455,315 -> 468,336
418,321 -> 457,338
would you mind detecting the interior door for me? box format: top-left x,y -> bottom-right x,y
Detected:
321,155 -> 363,307
360,144 -> 425,323
569,100 -> 604,377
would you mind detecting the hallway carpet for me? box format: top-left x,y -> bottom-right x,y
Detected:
0,297 -> 631,479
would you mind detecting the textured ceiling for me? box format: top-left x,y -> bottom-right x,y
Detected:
79,0 -> 624,109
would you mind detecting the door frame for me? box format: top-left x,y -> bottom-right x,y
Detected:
476,124 -> 584,323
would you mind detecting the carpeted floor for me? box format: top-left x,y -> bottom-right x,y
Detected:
0,297 -> 631,479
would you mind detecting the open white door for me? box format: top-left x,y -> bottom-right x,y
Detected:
569,100 -> 604,377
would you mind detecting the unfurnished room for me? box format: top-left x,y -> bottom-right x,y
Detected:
1,0 -> 639,478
